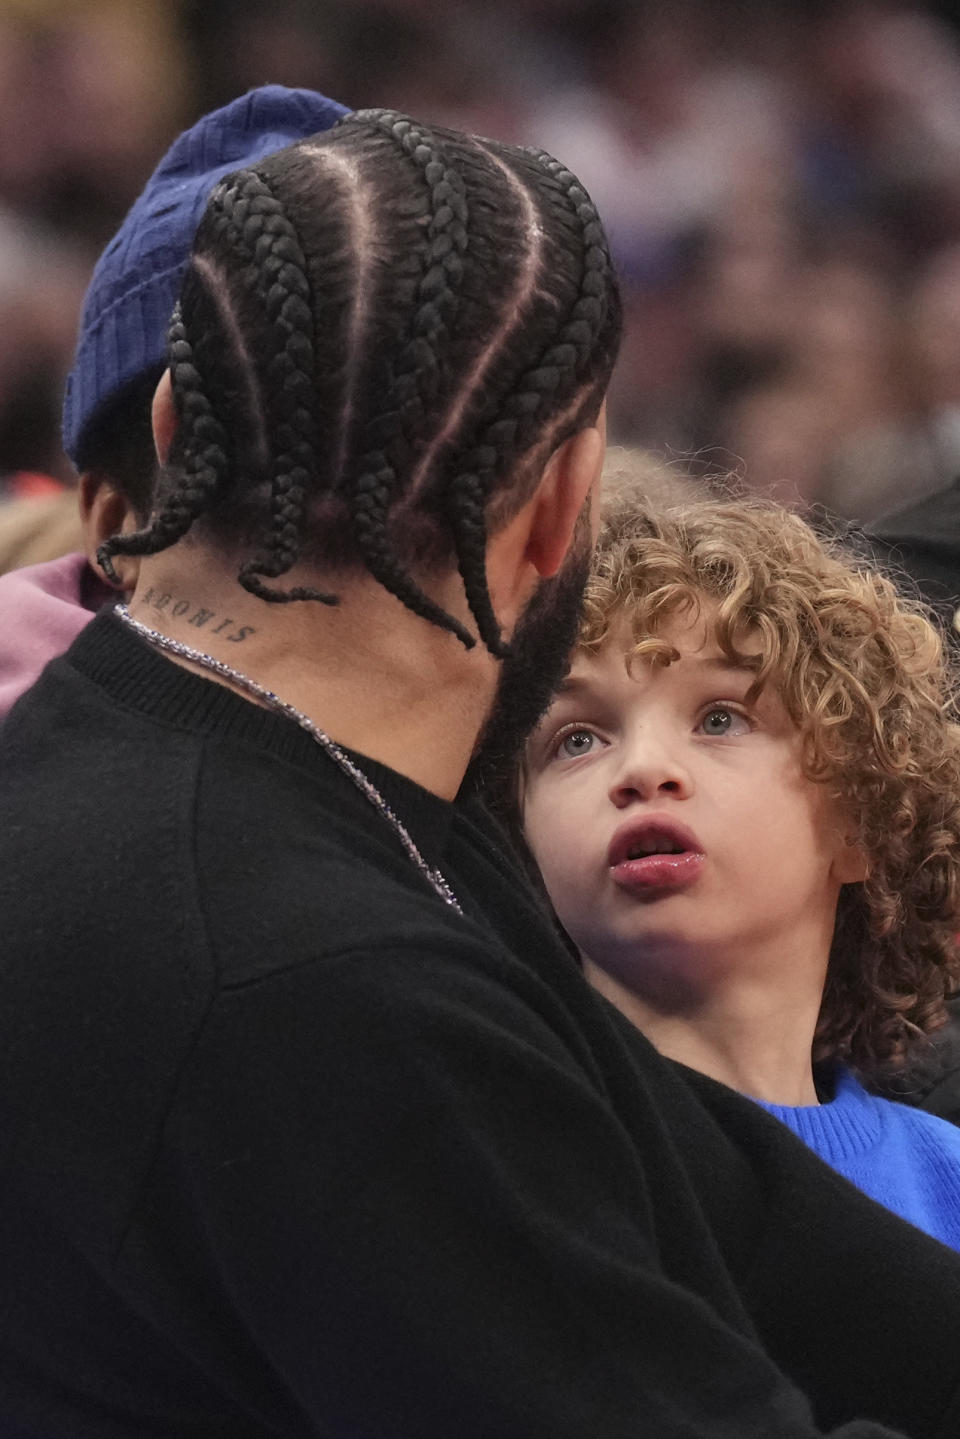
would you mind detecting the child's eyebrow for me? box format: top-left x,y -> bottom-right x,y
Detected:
693,655 -> 760,676
550,653 -> 760,702
553,673 -> 596,696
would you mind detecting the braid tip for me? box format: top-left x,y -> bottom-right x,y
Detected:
239,568 -> 340,607
96,542 -> 122,585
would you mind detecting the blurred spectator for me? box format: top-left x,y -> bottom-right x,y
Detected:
819,245 -> 960,521
0,0 -> 189,519
0,210 -> 87,492
0,0 -> 189,245
0,493 -> 83,576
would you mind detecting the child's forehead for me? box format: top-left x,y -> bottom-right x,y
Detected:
569,597 -> 776,703
560,610 -> 798,737
586,596 -> 742,662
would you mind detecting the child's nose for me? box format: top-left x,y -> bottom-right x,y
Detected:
608,740 -> 692,807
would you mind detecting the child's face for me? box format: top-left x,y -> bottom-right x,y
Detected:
522,603 -> 864,1001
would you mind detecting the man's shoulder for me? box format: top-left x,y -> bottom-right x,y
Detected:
197,811 -> 578,1017
0,647 -> 202,825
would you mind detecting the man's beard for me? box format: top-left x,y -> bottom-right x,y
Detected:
465,511 -> 591,805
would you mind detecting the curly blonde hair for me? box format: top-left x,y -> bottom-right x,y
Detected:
581,486 -> 960,1080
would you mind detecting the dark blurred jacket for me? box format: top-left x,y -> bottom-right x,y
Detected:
869,475 -> 960,645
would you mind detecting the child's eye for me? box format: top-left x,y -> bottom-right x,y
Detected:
555,727 -> 602,760
697,705 -> 751,738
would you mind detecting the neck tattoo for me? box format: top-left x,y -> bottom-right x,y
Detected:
114,603 -> 462,915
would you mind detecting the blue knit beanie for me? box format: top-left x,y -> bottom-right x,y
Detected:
62,85 -> 349,465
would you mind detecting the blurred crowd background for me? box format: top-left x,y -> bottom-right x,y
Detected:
4,0 -> 960,531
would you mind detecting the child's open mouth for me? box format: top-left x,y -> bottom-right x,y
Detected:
608,821 -> 705,896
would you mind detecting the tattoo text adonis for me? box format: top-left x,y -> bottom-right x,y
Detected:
141,587 -> 256,643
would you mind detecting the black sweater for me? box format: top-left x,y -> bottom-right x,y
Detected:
1,612 -> 959,1439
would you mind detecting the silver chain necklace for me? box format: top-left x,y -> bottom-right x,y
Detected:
114,603 -> 462,915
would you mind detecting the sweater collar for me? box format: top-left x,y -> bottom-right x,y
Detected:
66,608 -> 455,871
754,1066 -> 884,1163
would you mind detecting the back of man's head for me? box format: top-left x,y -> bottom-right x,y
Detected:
100,111 -> 623,656
63,85 -> 350,515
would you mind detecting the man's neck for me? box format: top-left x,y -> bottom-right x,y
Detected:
128,546 -> 501,801
584,943 -> 829,1107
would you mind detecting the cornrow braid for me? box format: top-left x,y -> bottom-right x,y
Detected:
341,111 -> 476,647
349,453 -> 477,648
350,109 -> 468,458
222,169 -> 336,606
442,148 -> 615,657
98,300 -> 231,582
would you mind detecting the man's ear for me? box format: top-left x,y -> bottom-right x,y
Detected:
78,474 -> 141,593
525,413 -> 606,579
151,369 -> 177,466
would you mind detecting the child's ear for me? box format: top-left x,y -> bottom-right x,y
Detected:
831,833 -> 869,886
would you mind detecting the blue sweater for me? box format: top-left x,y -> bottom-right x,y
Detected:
756,1066 -> 960,1250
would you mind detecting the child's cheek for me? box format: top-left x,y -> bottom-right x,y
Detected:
522,791 -> 559,883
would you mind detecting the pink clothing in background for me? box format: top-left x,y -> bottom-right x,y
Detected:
0,553 -> 106,720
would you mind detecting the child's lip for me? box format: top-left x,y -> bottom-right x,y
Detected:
607,816 -> 704,869
610,850 -> 705,896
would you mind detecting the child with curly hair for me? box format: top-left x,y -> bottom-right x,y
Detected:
519,487 -> 960,1248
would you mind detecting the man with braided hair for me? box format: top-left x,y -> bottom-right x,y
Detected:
1,108 -> 959,1439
